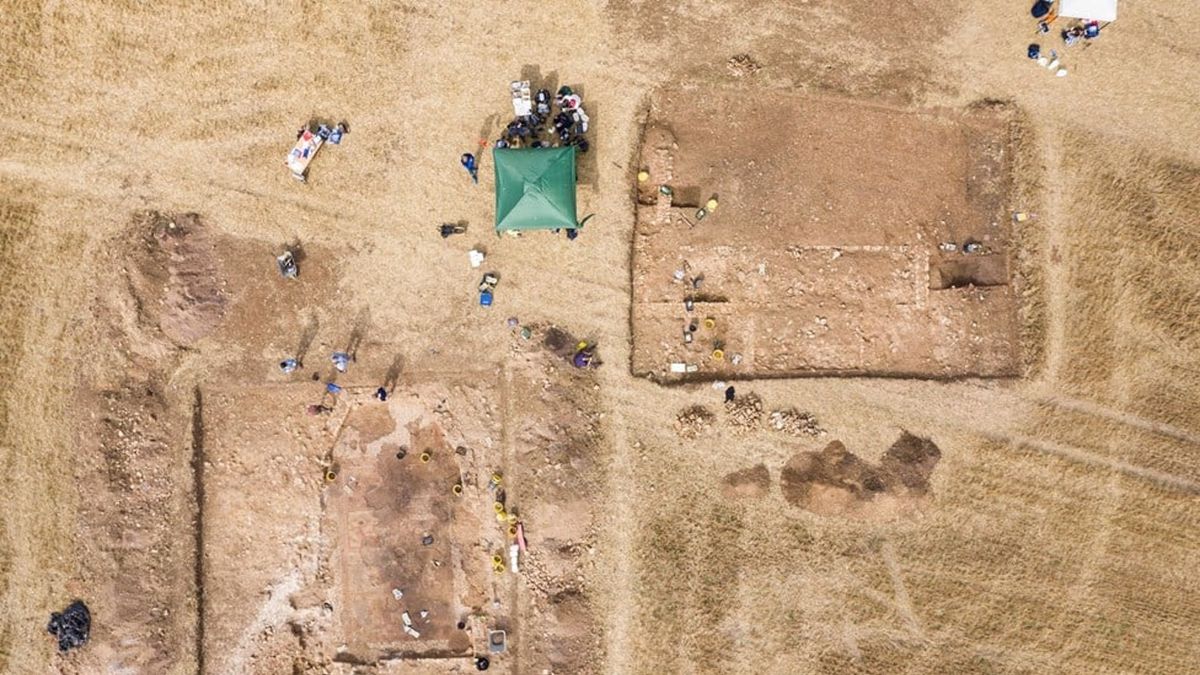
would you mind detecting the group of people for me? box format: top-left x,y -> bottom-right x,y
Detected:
495,86 -> 590,153
1026,0 -> 1106,76
294,121 -> 348,145
1060,20 -> 1102,46
458,83 -> 592,181
1030,0 -> 1104,48
454,82 -> 592,240
278,351 -> 390,415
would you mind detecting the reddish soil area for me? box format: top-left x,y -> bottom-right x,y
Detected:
199,345 -> 604,673
328,394 -> 485,659
631,90 -> 1021,380
721,464 -> 770,499
781,433 -> 942,516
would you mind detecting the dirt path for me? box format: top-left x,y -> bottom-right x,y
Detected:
978,431 -> 1200,494
1038,134 -> 1070,383
1035,390 -> 1200,447
599,408 -> 635,675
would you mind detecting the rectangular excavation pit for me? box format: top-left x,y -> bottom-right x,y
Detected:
930,254 -> 1010,290
631,89 -> 1021,380
199,376 -> 510,673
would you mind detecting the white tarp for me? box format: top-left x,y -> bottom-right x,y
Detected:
285,128 -> 323,181
510,80 -> 532,116
1059,0 -> 1117,22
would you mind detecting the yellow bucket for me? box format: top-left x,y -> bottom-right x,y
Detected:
706,198 -> 719,211
712,349 -> 725,361
637,170 -> 649,182
703,318 -> 716,330
419,452 -> 431,463
452,483 -> 463,496
324,470 -> 337,482
493,502 -> 505,513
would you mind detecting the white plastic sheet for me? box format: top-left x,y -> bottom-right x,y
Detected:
1059,0 -> 1117,22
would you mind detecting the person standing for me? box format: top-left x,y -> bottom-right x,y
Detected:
331,352 -> 351,373
460,153 -> 478,183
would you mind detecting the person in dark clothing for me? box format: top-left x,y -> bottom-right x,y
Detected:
725,386 -> 736,403
572,346 -> 594,368
440,223 -> 466,238
375,387 -> 388,401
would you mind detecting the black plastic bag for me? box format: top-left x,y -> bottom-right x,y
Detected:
47,600 -> 91,652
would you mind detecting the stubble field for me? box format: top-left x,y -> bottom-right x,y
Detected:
2,1 -> 1199,673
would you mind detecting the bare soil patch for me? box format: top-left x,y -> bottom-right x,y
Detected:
721,464 -> 770,500
726,54 -> 761,78
508,331 -> 607,674
631,90 -> 1021,380
125,212 -> 227,348
329,384 -> 494,662
200,342 -> 605,673
65,380 -> 197,674
45,210 -> 234,674
781,432 -> 941,516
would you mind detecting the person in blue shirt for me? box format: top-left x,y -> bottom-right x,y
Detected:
331,352 -> 351,373
460,153 -> 478,183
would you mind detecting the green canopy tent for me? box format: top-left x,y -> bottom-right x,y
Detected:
493,146 -> 584,233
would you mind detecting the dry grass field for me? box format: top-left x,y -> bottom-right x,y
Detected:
2,1 -> 1200,674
